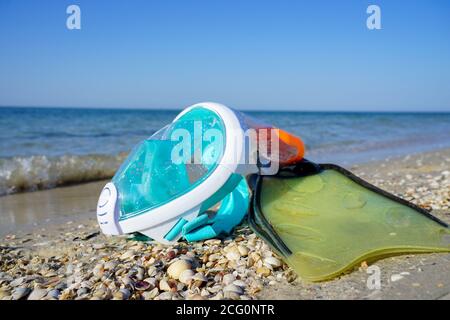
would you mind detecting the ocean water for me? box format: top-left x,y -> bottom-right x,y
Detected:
1,107 -> 450,196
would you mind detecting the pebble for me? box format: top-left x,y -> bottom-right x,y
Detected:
390,274 -> 404,282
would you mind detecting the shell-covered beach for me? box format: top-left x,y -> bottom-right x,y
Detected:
1,148 -> 449,300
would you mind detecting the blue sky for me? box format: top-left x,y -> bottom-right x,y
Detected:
0,0 -> 449,111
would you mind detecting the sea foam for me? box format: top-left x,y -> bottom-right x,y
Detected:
0,154 -> 126,196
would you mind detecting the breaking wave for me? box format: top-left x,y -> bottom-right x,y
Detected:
0,154 -> 127,196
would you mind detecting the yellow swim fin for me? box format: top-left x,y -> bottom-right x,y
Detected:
248,160 -> 450,282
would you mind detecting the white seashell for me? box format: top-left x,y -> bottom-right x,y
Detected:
157,292 -> 173,300
192,272 -> 208,282
264,257 -> 281,268
120,250 -> 135,260
237,245 -> 249,257
178,269 -> 195,285
142,287 -> 159,300
27,288 -> 48,300
226,251 -> 241,261
222,274 -> 236,285
104,261 -> 117,270
208,253 -> 221,262
159,278 -> 172,292
223,284 -> 244,295
233,280 -> 246,288
10,277 -> 25,287
12,287 -> 31,300
167,260 -> 191,280
46,289 -> 60,299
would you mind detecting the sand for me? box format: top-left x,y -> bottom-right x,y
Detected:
0,148 -> 449,300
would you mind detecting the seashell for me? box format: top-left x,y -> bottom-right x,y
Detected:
104,261 -> 117,270
46,289 -> 60,299
237,245 -> 249,257
27,288 -> 47,300
256,266 -> 271,277
233,280 -> 246,288
226,251 -> 241,261
222,274 -> 235,285
200,288 -> 210,297
204,239 -> 221,245
223,284 -> 244,295
224,291 -> 241,300
208,253 -> 221,262
94,288 -> 110,300
10,277 -> 25,287
159,278 -> 172,292
207,285 -> 223,293
176,282 -> 185,291
113,288 -> 131,300
165,250 -> 177,260
142,287 -> 159,300
147,266 -> 157,277
93,264 -> 104,277
167,260 -> 191,280
264,257 -> 282,268
134,280 -> 151,291
192,272 -> 207,282
77,287 -> 89,296
121,276 -> 134,287
120,250 -> 135,260
143,277 -> 158,288
178,269 -> 195,285
0,288 -> 11,299
12,287 -> 31,300
249,252 -> 261,262
157,292 -> 173,300
44,270 -> 57,277
65,264 -> 74,275
136,267 -> 145,280
210,291 -> 224,300
188,294 -> 206,300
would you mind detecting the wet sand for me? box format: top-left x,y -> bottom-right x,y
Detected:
0,180 -> 105,236
0,148 -> 449,300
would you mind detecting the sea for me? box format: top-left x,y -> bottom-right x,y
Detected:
1,106 -> 450,196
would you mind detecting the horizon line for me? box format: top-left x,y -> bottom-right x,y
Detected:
1,104 -> 450,114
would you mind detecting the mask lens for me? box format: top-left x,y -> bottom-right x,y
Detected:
112,107 -> 226,219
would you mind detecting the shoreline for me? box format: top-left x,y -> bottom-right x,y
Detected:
1,145 -> 450,237
0,147 -> 449,300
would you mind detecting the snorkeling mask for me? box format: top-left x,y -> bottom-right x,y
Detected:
96,102 -> 304,244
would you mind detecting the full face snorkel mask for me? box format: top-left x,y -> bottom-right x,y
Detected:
97,102 -> 305,244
